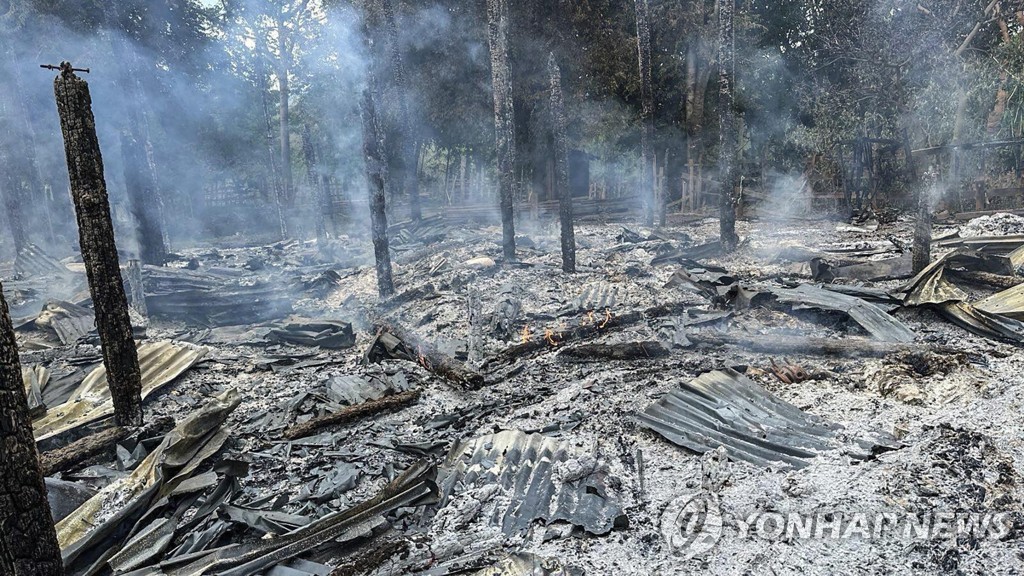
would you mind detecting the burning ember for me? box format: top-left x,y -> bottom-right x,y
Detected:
521,325 -> 532,344
545,328 -> 559,347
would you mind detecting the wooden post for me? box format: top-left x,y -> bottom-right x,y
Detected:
486,0 -> 517,260
635,0 -> 655,227
126,259 -> 147,317
52,63 -> 143,426
549,53 -> 576,273
360,87 -> 395,298
717,0 -> 739,250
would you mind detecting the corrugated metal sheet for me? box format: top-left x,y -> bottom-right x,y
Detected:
14,243 -> 71,278
773,284 -> 915,342
33,341 -> 208,441
437,430 -> 627,536
637,369 -> 890,469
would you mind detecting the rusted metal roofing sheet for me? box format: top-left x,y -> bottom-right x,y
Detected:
437,430 -> 627,536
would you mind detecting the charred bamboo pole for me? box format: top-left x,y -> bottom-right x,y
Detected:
52,63 -> 144,427
0,283 -> 63,576
635,0 -> 655,227
717,0 -> 739,250
38,426 -> 129,476
360,87 -> 396,298
381,0 -> 422,222
486,0 -> 517,260
548,53 -> 576,273
283,389 -> 420,440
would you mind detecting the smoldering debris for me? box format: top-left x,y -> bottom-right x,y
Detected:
9,214 -> 1024,575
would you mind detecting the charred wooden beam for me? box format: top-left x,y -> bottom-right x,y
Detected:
558,340 -> 669,362
718,0 -> 739,250
689,332 -> 949,357
283,389 -> 420,440
53,63 -> 144,427
38,426 -> 128,476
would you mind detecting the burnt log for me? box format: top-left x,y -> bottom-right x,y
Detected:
0,283 -> 63,576
487,0 -> 517,259
360,86 -> 396,298
53,63 -> 144,427
283,389 -> 421,440
549,53 -> 576,273
688,332 -> 947,357
558,341 -> 669,362
366,322 -> 483,388
38,426 -> 128,476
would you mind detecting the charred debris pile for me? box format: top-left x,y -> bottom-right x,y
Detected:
5,207 -> 1024,574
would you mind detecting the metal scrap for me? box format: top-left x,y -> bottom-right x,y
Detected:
266,318 -> 356,349
436,430 -> 627,536
33,341 -> 208,441
636,369 -> 899,469
772,284 -> 915,342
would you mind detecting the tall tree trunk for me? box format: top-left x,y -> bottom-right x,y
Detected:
53,64 -> 143,427
361,87 -> 395,298
256,58 -> 288,240
486,0 -> 517,260
301,124 -> 328,246
635,0 -> 655,227
116,39 -> 169,265
0,283 -> 63,576
278,13 -> 293,207
548,54 -> 576,274
0,162 -> 27,255
717,0 -> 739,250
380,0 -> 422,221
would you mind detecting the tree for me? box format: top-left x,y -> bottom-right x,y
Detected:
718,0 -> 739,250
549,53 -> 576,273
486,0 -> 517,260
634,0 -> 655,226
361,84 -> 395,298
53,63 -> 144,427
0,282 -> 63,576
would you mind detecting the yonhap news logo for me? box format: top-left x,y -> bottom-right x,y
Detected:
661,496 -> 1013,559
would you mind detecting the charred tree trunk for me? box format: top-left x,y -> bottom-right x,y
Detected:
256,58 -> 288,240
487,0 -> 517,260
717,0 -> 739,251
117,40 -> 169,265
0,160 -> 27,254
301,124 -> 328,246
913,186 -> 933,274
548,54 -> 576,273
0,284 -> 63,576
381,0 -> 422,222
361,87 -> 395,298
635,0 -> 655,227
53,64 -> 143,427
278,13 -> 293,207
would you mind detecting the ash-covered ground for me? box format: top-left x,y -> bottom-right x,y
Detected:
17,213 -> 1024,575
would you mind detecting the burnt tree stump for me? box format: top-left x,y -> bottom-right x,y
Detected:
487,0 -> 517,260
0,284 -> 63,576
53,63 -> 143,426
548,53 -> 576,273
360,86 -> 396,298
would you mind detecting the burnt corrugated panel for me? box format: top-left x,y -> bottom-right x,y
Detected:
773,284 -> 915,342
15,244 -> 70,278
438,430 -> 626,536
637,369 -> 845,469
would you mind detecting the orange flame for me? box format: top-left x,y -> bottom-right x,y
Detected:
545,328 -> 559,347
600,309 -> 612,329
521,325 -> 532,344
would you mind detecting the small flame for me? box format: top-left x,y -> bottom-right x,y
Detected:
600,309 -> 612,329
545,328 -> 559,347
521,325 -> 532,344
417,347 -> 429,369
587,310 -> 596,325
